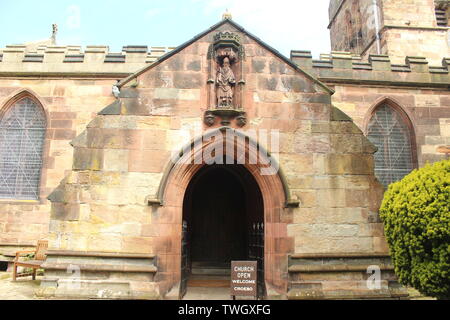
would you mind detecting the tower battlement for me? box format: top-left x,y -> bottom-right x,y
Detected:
1,43 -> 448,89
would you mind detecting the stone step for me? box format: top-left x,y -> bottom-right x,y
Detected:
189,274 -> 230,281
288,264 -> 394,273
288,253 -> 394,273
288,280 -> 409,300
191,261 -> 231,276
191,267 -> 231,276
41,262 -> 157,273
287,288 -> 403,300
39,278 -> 160,299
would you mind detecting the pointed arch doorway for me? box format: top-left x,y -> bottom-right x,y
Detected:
181,164 -> 264,298
156,128 -> 294,300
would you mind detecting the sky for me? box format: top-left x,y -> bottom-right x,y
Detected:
0,0 -> 331,59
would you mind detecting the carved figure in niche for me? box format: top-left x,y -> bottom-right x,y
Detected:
216,57 -> 235,107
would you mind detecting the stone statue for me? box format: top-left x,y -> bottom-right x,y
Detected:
216,57 -> 235,107
51,24 -> 58,45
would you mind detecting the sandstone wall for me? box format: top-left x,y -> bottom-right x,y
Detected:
0,78 -> 116,247
328,0 -> 450,64
329,0 -> 377,55
376,28 -> 449,64
377,0 -> 449,63
43,22 -> 388,298
1,45 -> 447,257
0,45 -> 173,250
380,0 -> 437,28
291,51 -> 450,168
332,85 -> 450,166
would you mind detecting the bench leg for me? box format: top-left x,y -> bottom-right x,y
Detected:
32,269 -> 36,280
12,264 -> 17,281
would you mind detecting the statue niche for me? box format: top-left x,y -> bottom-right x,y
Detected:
205,31 -> 246,127
216,56 -> 236,108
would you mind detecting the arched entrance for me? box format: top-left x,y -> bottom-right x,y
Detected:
154,128 -> 295,299
181,164 -> 264,298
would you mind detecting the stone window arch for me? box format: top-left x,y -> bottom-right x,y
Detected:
366,100 -> 417,187
0,93 -> 47,200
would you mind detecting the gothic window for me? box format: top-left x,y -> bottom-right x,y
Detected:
367,103 -> 415,187
0,96 -> 46,200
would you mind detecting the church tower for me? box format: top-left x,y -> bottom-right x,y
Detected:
328,0 -> 450,64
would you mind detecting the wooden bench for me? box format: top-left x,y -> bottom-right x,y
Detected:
12,240 -> 48,281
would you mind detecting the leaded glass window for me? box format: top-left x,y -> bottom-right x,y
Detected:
367,104 -> 414,187
0,97 -> 46,200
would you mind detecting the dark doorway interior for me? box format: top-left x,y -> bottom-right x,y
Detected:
181,164 -> 264,297
190,167 -> 246,263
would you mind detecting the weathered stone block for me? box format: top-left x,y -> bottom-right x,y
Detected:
53,129 -> 77,140
252,59 -> 267,73
313,154 -> 327,174
325,154 -> 374,175
331,134 -> 362,153
344,176 -> 370,190
89,205 -> 119,224
73,148 -> 104,171
122,237 -> 153,253
373,237 -> 390,253
311,224 -> 359,237
294,134 -> 331,153
312,176 -> 346,189
87,234 -> 122,252
324,154 -> 348,174
86,128 -> 142,150
120,97 -> 151,115
291,190 -> 317,208
173,72 -> 202,89
128,150 -> 170,173
359,223 -> 385,237
281,154 -> 314,174
52,203 -> 80,221
316,189 -> 346,208
142,130 -> 167,150
153,88 -> 200,100
186,59 -> 201,71
103,149 -> 129,171
345,189 -> 369,207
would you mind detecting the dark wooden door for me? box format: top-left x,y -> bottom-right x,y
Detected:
190,169 -> 246,264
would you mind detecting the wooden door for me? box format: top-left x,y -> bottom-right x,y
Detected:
190,169 -> 246,265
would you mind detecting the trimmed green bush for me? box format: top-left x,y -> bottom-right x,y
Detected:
380,160 -> 450,299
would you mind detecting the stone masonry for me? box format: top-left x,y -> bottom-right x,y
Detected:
329,0 -> 450,64
37,19 -> 405,299
0,2 -> 448,300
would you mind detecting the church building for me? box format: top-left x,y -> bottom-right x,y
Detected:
0,0 -> 448,299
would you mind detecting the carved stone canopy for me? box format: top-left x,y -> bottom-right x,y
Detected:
205,31 -> 247,128
214,31 -> 241,53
